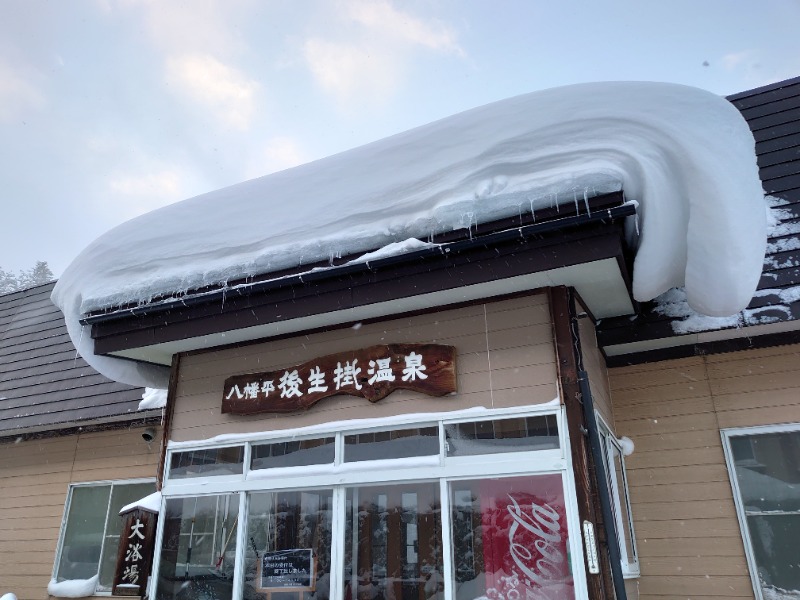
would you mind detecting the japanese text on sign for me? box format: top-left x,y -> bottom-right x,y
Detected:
222,344 -> 456,415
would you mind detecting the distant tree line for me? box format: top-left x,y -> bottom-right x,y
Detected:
0,261 -> 55,294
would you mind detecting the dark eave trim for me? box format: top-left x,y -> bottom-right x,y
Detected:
83,197 -> 634,326
89,203 -> 635,356
604,328 -> 800,368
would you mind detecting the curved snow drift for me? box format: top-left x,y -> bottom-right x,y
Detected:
53,81 -> 765,388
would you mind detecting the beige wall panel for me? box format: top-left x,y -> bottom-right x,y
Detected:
630,480 -> 735,503
172,295 -> 557,442
576,304 -> 615,428
0,426 -> 162,600
609,344 -> 800,600
621,446 -> 724,470
637,575 -> 753,597
614,396 -> 716,422
610,360 -> 708,392
640,555 -> 749,577
634,517 -> 742,539
612,380 -> 712,406
623,428 -> 722,453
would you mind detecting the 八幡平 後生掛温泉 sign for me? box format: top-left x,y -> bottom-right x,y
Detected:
222,344 -> 456,415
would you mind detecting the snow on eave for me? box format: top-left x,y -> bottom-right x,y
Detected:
53,81 -> 765,389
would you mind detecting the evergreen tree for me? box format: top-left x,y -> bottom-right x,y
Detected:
0,261 -> 54,293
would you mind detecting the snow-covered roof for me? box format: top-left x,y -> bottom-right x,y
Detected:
53,81 -> 765,387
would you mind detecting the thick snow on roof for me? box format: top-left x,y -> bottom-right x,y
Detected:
53,81 -> 765,388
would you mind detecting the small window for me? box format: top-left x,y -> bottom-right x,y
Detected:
169,446 -> 244,479
724,425 -> 800,599
444,415 -> 559,456
54,481 -> 155,592
251,437 -> 335,470
597,418 -> 638,578
344,426 -> 439,462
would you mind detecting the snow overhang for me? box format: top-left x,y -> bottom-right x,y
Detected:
85,195 -> 636,368
52,81 -> 766,388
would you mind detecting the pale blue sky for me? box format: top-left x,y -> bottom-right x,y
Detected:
2,0 -> 799,276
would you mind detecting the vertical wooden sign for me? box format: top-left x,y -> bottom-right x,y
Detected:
112,508 -> 158,597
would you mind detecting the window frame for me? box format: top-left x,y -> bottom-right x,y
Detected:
596,414 -> 639,578
151,404 -> 590,600
53,478 -> 157,595
722,422 -> 800,600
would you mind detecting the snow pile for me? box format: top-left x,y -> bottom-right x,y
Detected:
47,576 -> 97,598
139,387 -> 167,410
762,585 -> 800,600
617,436 -> 635,457
52,82 -> 765,388
119,490 -> 162,514
1,593 -> 17,600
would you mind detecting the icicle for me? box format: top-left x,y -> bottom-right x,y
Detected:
555,192 -> 559,213
583,189 -> 591,216
573,189 -> 579,214
529,197 -> 536,222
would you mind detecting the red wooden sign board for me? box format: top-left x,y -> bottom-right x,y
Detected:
222,343 -> 456,415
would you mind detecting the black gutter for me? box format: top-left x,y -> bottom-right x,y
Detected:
81,202 -> 636,326
578,369 -> 629,600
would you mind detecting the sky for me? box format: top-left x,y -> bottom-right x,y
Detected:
2,0 -> 799,277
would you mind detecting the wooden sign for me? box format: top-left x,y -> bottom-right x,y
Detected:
112,508 -> 158,597
223,343 -> 456,415
257,549 -> 316,592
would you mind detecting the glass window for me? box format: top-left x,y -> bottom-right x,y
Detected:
344,482 -> 443,600
251,437 -> 335,470
726,427 -> 800,598
243,489 -> 333,600
344,426 -> 439,462
55,481 -> 155,592
155,493 -> 240,600
169,446 -> 244,479
445,415 -> 559,456
597,420 -> 638,577
449,474 -> 574,600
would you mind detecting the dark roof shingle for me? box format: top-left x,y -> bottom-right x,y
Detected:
0,281 -> 146,438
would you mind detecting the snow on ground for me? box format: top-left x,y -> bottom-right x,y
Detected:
47,576 -> 97,598
138,387 -> 167,410
1,593 -> 17,600
52,82 -> 765,388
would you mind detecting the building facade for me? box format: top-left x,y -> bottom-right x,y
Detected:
37,77 -> 800,600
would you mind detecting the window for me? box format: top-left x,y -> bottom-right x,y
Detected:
153,408 -> 584,600
54,480 -> 156,592
597,417 -> 638,577
723,424 -> 800,600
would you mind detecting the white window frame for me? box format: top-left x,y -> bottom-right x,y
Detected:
53,478 -> 157,595
596,414 -> 639,578
722,422 -> 800,600
150,404 -> 590,600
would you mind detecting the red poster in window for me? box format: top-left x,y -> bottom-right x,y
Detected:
480,475 -> 574,600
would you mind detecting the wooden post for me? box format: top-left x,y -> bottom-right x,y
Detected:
112,507 -> 159,597
548,286 -> 613,600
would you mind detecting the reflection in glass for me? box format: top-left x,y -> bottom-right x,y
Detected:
730,430 -> 800,594
155,493 -> 239,600
251,438 -> 335,470
450,475 -> 574,600
56,485 -> 111,581
344,427 -> 439,462
344,482 -> 443,600
445,415 -> 559,456
243,489 -> 333,600
169,447 -> 244,479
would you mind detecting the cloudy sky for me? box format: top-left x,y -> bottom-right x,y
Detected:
2,0 -> 799,277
